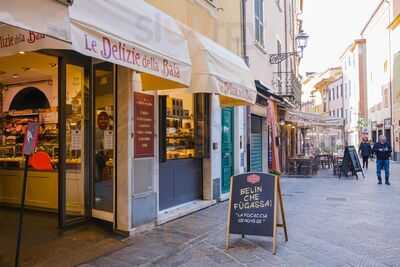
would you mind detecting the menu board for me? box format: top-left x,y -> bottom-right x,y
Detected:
228,173 -> 276,237
134,92 -> 154,158
342,146 -> 363,177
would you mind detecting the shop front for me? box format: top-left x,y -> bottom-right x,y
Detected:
156,27 -> 256,219
0,0 -> 191,244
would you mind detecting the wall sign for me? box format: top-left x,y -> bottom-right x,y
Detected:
226,173 -> 288,254
134,92 -> 154,158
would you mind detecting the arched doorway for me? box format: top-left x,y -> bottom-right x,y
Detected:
9,86 -> 50,110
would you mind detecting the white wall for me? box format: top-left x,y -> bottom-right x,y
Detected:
245,0 -> 297,93
362,3 -> 391,120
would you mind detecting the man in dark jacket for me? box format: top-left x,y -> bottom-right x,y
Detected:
359,138 -> 372,169
373,135 -> 392,185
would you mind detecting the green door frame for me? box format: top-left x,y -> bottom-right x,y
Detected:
221,107 -> 234,194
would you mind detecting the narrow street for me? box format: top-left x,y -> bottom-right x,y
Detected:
80,161 -> 400,267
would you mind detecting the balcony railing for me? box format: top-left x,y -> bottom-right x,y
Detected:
272,71 -> 302,105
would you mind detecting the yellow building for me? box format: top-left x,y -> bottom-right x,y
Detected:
146,0 -> 242,55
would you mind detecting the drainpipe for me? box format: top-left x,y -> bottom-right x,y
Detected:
341,76 -> 345,146
386,0 -> 395,159
284,0 -> 289,97
241,0 -> 251,172
241,0 -> 248,65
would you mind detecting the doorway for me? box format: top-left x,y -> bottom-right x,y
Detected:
58,51 -> 92,227
221,107 -> 234,194
92,62 -> 115,222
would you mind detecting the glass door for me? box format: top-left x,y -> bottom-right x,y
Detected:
59,53 -> 91,227
92,62 -> 115,222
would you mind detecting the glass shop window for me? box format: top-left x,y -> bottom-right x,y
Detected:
166,94 -> 195,159
159,93 -> 209,161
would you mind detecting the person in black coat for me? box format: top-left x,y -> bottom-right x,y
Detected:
373,135 -> 392,185
359,138 -> 372,169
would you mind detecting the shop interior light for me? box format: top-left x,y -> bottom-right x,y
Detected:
12,74 -> 19,79
18,51 -> 25,55
279,120 -> 285,126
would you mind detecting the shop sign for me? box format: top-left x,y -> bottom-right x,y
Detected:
384,118 -> 391,129
226,173 -> 287,254
97,111 -> 110,130
23,123 -> 40,155
216,77 -> 257,104
71,23 -> 189,86
134,92 -> 154,158
0,25 -> 69,57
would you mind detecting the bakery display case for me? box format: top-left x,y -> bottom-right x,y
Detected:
0,109 -> 59,169
165,96 -> 195,160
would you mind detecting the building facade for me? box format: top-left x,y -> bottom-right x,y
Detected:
0,0 -> 258,237
361,1 -> 392,147
338,40 -> 367,146
389,0 -> 400,160
244,0 -> 305,173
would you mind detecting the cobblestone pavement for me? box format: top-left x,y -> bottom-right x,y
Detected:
81,160 -> 400,267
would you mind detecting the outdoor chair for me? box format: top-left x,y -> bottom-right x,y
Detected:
287,160 -> 297,175
320,155 -> 330,169
333,156 -> 343,176
312,157 -> 320,174
298,160 -> 313,176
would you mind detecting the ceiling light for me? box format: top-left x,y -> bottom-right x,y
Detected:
12,74 -> 19,79
18,51 -> 25,55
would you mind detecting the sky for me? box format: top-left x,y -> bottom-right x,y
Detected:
300,0 -> 382,75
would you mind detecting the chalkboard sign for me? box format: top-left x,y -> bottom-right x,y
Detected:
341,146 -> 364,178
226,173 -> 288,254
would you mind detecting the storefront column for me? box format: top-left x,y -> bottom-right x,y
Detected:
116,67 -> 133,232
208,94 -> 222,200
262,118 -> 268,172
131,73 -> 157,229
234,106 -> 246,175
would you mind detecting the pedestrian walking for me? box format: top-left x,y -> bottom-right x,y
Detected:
359,138 -> 372,169
373,135 -> 392,185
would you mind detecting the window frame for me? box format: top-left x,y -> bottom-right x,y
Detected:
254,0 -> 265,46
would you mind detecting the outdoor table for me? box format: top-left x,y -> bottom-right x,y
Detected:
288,157 -> 314,175
318,153 -> 331,169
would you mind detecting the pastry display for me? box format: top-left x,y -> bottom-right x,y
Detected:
0,109 -> 59,169
165,97 -> 195,160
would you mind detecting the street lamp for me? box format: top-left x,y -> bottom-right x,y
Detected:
269,30 -> 309,64
296,30 -> 309,57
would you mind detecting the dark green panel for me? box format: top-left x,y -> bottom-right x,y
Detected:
221,107 -> 234,193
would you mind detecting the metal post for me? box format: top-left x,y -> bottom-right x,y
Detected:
15,155 -> 30,267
